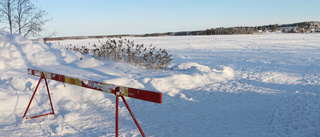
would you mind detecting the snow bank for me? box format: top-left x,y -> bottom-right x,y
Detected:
0,30 -> 82,70
151,62 -> 234,98
0,30 -> 87,124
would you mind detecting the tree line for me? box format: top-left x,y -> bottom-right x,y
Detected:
143,21 -> 320,37
45,21 -> 320,41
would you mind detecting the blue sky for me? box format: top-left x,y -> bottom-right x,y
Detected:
35,0 -> 320,37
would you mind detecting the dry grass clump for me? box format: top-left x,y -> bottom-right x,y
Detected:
65,38 -> 173,70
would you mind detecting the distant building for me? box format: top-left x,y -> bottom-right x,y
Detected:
281,26 -> 298,33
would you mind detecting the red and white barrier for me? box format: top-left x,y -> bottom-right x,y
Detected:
23,68 -> 163,137
27,68 -> 162,103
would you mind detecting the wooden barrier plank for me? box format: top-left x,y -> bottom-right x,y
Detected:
27,68 -> 162,104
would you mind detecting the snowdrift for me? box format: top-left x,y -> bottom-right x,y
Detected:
0,30 -> 83,70
152,63 -> 235,99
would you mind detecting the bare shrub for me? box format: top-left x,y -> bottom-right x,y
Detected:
64,38 -> 173,70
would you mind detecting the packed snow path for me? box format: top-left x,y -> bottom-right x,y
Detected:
1,30 -> 320,136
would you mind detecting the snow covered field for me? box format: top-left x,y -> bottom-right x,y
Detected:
1,30 -> 320,137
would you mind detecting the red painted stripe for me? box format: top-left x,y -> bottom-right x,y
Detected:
25,112 -> 54,119
128,88 -> 162,104
50,73 -> 65,82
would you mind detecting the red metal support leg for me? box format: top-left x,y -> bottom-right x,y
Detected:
121,96 -> 146,137
116,91 -> 119,137
113,87 -> 145,137
22,74 -> 44,120
44,76 -> 55,115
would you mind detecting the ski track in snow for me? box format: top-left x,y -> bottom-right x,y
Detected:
1,31 -> 320,136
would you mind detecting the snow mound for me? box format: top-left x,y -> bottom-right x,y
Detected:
151,63 -> 235,98
0,30 -> 82,70
76,58 -> 104,68
172,62 -> 211,72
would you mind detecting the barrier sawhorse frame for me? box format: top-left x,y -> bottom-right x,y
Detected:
22,72 -> 55,120
22,68 -> 162,137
